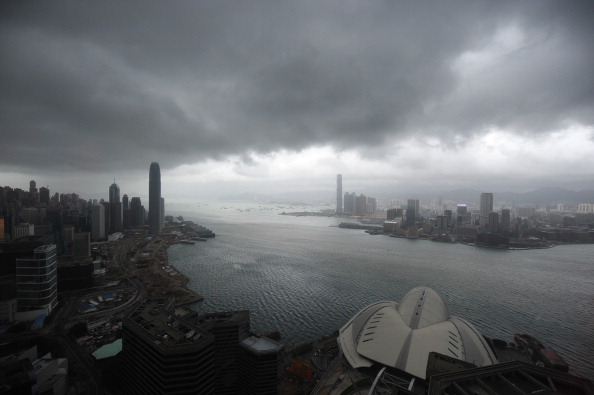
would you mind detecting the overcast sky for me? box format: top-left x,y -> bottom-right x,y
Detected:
2,1 -> 593,202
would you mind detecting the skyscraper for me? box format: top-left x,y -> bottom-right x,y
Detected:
109,181 -> 122,233
336,174 -> 342,214
15,244 -> 58,320
480,193 -> 494,228
149,162 -> 161,234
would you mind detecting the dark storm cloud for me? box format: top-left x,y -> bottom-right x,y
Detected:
1,1 -> 593,174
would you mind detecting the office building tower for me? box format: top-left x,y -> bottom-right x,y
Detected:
238,335 -> 285,395
343,192 -> 355,215
366,197 -> 377,215
407,199 -> 420,220
91,205 -> 105,241
123,298 -> 216,395
444,209 -> 453,228
130,197 -> 143,228
122,194 -> 129,210
15,244 -> 58,320
488,212 -> 499,233
501,209 -> 511,233
160,197 -> 165,225
355,194 -> 367,216
45,208 -> 64,255
109,181 -> 123,233
149,162 -> 161,234
196,311 -> 251,395
480,193 -> 493,228
336,174 -> 343,214
29,180 -> 37,194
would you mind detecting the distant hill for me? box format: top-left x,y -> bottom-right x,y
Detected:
439,187 -> 594,206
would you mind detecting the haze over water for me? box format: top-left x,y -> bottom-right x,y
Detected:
168,202 -> 594,380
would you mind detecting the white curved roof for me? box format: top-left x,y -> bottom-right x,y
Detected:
337,286 -> 497,380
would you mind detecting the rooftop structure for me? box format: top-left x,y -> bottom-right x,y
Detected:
338,286 -> 497,381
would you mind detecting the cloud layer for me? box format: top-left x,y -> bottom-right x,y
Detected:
1,1 -> 593,196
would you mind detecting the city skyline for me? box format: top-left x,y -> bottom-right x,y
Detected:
2,2 -> 593,199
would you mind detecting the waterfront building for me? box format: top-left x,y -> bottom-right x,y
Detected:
343,192 -> 356,215
480,193 -> 493,228
501,209 -> 511,233
15,244 -> 58,320
338,286 -> 497,381
238,335 -> 285,395
407,199 -> 420,221
336,174 -> 343,214
91,205 -> 105,241
355,194 -> 367,216
443,209 -> 453,228
149,162 -> 162,234
122,298 -> 216,394
488,211 -> 499,233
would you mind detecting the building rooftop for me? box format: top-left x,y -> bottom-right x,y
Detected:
338,286 -> 497,380
128,298 -> 212,348
241,335 -> 283,354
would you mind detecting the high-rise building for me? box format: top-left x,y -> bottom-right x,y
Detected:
45,208 -> 64,254
336,174 -> 342,214
130,197 -> 143,228
195,311 -> 251,395
355,194 -> 367,216
501,209 -> 511,233
238,335 -> 285,395
109,181 -> 122,233
122,298 -> 216,394
343,192 -> 355,215
15,244 -> 58,320
149,162 -> 161,234
91,205 -> 105,241
480,193 -> 493,228
407,199 -> 420,220
488,212 -> 499,233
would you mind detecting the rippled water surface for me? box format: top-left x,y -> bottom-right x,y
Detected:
167,202 -> 594,379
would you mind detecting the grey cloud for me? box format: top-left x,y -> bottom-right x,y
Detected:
1,1 -> 592,176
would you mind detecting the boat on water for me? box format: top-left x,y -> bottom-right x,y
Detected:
191,237 -> 207,241
179,240 -> 195,245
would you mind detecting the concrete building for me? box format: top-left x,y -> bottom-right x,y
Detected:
15,244 -> 58,320
336,174 -> 343,214
488,211 -> 499,233
149,162 -> 162,234
122,298 -> 216,394
480,193 -> 493,228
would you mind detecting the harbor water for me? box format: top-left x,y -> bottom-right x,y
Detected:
167,202 -> 594,379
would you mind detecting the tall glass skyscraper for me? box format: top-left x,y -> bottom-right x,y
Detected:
149,162 -> 161,234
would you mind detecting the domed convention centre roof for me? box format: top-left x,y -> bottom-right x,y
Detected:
337,286 -> 497,380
